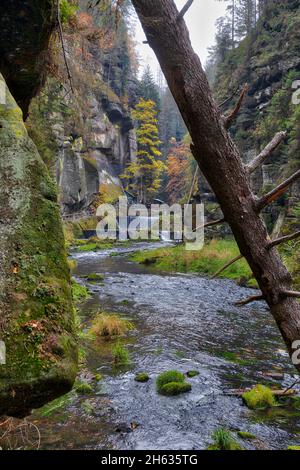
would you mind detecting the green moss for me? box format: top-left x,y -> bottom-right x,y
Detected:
209,428 -> 244,451
135,373 -> 150,383
160,381 -> 192,396
130,239 -> 256,286
38,392 -> 72,417
75,381 -> 93,395
187,370 -> 199,378
237,431 -> 257,440
242,385 -> 277,410
287,446 -> 300,451
71,281 -> 90,303
81,273 -> 104,282
60,0 -> 78,24
0,75 -> 77,416
156,370 -> 191,396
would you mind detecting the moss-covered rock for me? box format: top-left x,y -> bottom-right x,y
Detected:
187,370 -> 199,378
135,373 -> 150,383
287,446 -> 300,451
242,384 -> 277,410
237,431 -> 257,440
0,75 -> 77,417
156,370 -> 191,396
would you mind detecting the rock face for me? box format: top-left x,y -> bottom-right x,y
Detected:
0,75 -> 77,417
27,7 -> 138,217
0,0 -> 56,118
212,0 -> 300,230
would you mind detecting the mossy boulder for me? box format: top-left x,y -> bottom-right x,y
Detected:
156,370 -> 192,396
242,384 -> 277,410
75,382 -> 93,395
0,75 -> 77,417
287,446 -> 300,451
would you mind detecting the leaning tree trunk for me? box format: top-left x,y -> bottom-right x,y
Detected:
131,0 -> 300,372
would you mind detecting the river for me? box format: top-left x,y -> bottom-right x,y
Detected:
32,242 -> 300,450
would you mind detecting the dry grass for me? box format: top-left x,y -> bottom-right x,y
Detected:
89,312 -> 134,339
0,417 -> 41,450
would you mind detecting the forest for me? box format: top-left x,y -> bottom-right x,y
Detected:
0,0 -> 300,454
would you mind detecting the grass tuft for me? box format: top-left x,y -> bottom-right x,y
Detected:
89,313 -> 134,339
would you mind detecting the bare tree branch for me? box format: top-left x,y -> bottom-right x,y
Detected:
224,84 -> 249,130
267,231 -> 300,249
248,132 -> 287,173
257,169 -> 300,211
281,290 -> 300,299
235,294 -> 265,306
212,254 -> 243,278
218,86 -> 240,108
194,217 -> 226,233
57,1 -> 74,94
177,0 -> 193,21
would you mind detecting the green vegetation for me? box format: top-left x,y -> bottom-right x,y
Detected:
80,273 -> 105,283
242,385 -> 277,410
156,370 -> 191,396
208,428 -> 244,451
130,239 -> 256,286
75,381 -> 93,395
187,370 -> 199,378
89,313 -> 134,339
135,373 -> 150,383
237,431 -> 256,440
121,99 -> 165,204
38,392 -> 72,417
112,342 -> 130,365
71,280 -> 90,303
60,0 -> 78,24
287,446 -> 300,451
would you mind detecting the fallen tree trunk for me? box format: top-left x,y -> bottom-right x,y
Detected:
132,0 -> 300,373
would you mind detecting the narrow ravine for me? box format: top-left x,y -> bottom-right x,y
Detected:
32,243 -> 300,450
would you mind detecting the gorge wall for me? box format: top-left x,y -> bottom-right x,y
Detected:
27,2 -> 137,218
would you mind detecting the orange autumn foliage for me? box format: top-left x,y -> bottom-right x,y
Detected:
166,141 -> 191,204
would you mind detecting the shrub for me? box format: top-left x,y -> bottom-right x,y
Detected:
60,0 -> 78,24
90,313 -> 134,338
112,342 -> 130,365
242,384 -> 277,410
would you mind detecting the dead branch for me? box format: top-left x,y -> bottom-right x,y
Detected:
177,0 -> 194,21
267,230 -> 300,249
212,254 -> 243,278
235,294 -> 265,306
57,1 -> 74,94
280,290 -> 300,299
224,84 -> 249,130
218,86 -> 240,108
257,169 -> 300,211
248,132 -> 287,173
226,388 -> 296,397
193,217 -> 226,233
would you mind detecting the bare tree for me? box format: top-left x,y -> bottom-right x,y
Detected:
131,0 -> 300,372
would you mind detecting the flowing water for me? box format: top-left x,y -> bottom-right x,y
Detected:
32,242 -> 300,450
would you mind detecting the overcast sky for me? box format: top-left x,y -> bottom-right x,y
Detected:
134,0 -> 227,80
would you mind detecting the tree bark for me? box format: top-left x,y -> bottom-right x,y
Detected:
132,0 -> 300,371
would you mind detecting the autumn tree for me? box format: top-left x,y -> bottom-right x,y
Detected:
166,138 -> 196,204
121,99 -> 165,203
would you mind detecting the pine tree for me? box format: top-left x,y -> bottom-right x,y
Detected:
121,99 -> 165,203
137,65 -> 160,108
